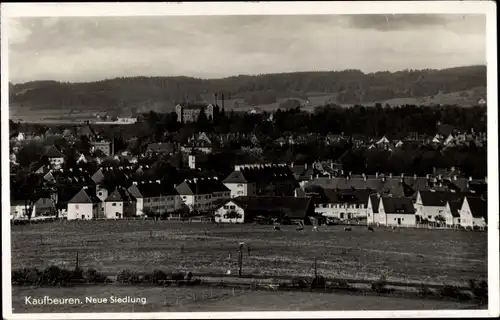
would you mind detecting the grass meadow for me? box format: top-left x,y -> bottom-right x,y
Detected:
10,220 -> 487,286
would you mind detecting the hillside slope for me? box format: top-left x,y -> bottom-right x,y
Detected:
9,65 -> 486,114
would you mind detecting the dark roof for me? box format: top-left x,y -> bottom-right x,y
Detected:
223,165 -> 296,185
56,186 -> 82,209
128,182 -> 178,198
321,189 -> 370,204
176,177 -> 229,195
305,176 -> 405,196
68,187 -> 101,204
290,164 -> 316,181
44,145 -> 64,158
146,142 -> 175,154
419,191 -> 475,207
228,196 -> 314,219
381,196 -> 415,214
466,196 -> 487,220
369,195 -> 381,213
448,200 -> 462,218
105,187 -> 136,202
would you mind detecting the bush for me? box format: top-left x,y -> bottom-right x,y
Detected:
418,285 -> 434,297
438,285 -> 461,298
371,275 -> 388,293
37,266 -> 77,286
331,279 -> 350,289
12,268 -> 41,285
170,271 -> 185,281
84,268 -> 109,284
117,269 -> 141,284
292,277 -> 309,289
471,280 -> 488,301
311,276 -> 326,288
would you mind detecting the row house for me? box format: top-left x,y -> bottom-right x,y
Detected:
414,190 -> 475,224
314,189 -> 370,220
175,177 -> 230,213
214,196 -> 318,225
367,195 -> 416,227
128,181 -> 181,216
223,164 -> 298,198
457,196 -> 487,228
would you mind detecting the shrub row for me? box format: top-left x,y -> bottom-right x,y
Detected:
116,269 -> 201,286
12,266 -> 110,286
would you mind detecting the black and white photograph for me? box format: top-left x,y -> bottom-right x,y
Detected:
1,2 -> 498,319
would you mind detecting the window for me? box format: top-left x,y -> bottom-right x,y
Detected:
75,204 -> 79,209
98,192 -> 103,196
237,184 -> 243,187
230,205 -> 235,209
112,203 -> 116,206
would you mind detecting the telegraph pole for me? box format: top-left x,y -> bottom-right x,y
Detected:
238,242 -> 244,277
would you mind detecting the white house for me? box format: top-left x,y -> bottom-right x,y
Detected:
67,187 -> 103,220
459,196 -> 487,229
175,177 -> 231,212
128,181 -> 180,217
415,191 -> 474,225
10,200 -> 35,220
214,199 -> 246,224
214,196 -> 316,225
103,187 -> 136,219
16,132 -> 25,141
44,145 -> 65,170
223,170 -> 257,198
368,195 -> 416,227
314,189 -> 370,220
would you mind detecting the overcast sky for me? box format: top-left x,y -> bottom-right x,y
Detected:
7,14 -> 486,83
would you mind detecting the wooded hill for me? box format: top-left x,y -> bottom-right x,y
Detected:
9,65 -> 486,113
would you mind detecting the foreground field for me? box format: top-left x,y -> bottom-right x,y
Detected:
10,221 -> 487,286
12,285 -> 482,313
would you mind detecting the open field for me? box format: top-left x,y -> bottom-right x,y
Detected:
12,284 -> 482,313
10,221 -> 487,286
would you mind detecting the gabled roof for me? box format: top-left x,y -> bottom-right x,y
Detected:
105,187 -> 136,202
177,103 -> 211,110
68,187 -> 101,204
448,200 -> 462,218
381,196 -> 415,214
419,190 -> 474,207
369,195 -> 381,213
176,178 -> 229,195
44,145 -> 64,158
321,189 -> 370,204
466,196 -> 487,220
128,182 -> 178,198
223,171 -> 248,184
227,196 -> 314,219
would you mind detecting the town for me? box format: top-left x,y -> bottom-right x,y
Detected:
9,101 -> 488,230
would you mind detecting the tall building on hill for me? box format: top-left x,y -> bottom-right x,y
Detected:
175,103 -> 214,123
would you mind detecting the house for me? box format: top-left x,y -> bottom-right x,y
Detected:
214,196 -> 317,225
103,187 -> 137,219
128,181 -> 180,216
223,164 -> 298,198
44,145 -> 65,169
145,142 -> 176,157
314,189 -> 370,220
91,140 -> 114,157
76,153 -> 94,164
67,186 -> 103,220
368,195 -> 416,227
10,190 -> 36,220
459,196 -> 487,229
478,98 -> 486,105
175,177 -> 231,212
414,191 -> 474,225
16,132 -> 25,141
181,132 -> 214,154
175,103 -> 214,123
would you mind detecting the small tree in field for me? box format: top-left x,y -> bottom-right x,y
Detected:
434,214 -> 446,226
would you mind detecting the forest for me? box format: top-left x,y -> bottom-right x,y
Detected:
9,65 -> 486,111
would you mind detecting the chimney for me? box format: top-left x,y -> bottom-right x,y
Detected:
305,163 -> 308,170
214,177 -> 218,180
376,172 -> 379,178
453,175 -> 457,181
426,174 -> 430,179
214,93 -> 218,106
132,181 -> 137,185
413,174 -> 417,179
389,173 -> 392,179
469,176 -> 472,182
221,93 -> 225,109
69,168 -> 73,172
